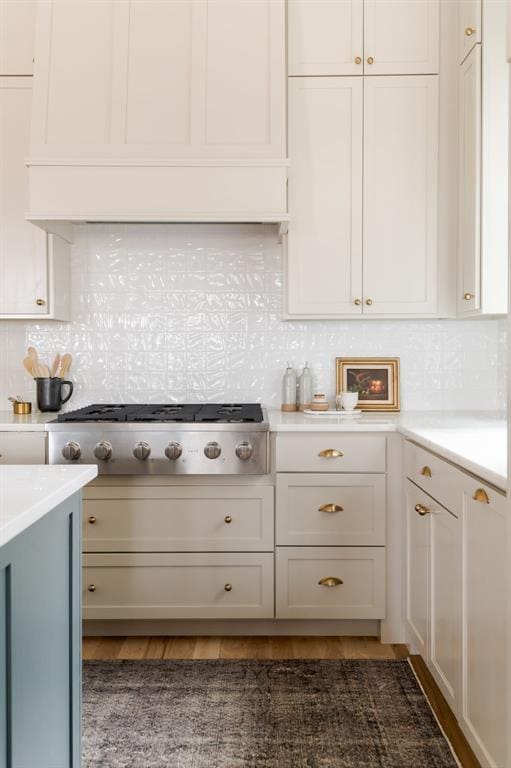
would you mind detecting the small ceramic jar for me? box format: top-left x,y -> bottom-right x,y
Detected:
310,393 -> 329,411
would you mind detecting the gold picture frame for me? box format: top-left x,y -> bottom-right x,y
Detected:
336,358 -> 400,412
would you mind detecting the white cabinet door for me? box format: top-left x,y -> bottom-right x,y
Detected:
429,504 -> 461,715
363,76 -> 438,314
286,77 -> 363,316
0,433 -> 47,464
0,79 -> 48,315
458,0 -> 481,64
457,46 -> 481,314
287,0 -> 363,76
461,483 -> 507,768
364,0 -> 439,75
405,483 -> 430,660
0,0 -> 35,74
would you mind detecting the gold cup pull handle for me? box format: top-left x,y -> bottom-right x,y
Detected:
318,449 -> 343,458
473,488 -> 490,504
420,466 -> 432,478
318,503 -> 344,513
224,583 -> 232,592
414,503 -> 430,516
88,584 -> 96,593
318,577 -> 343,587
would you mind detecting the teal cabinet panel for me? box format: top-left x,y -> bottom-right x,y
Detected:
0,492 -> 82,768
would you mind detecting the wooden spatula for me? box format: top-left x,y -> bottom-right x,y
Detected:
23,356 -> 35,378
27,346 -> 39,366
50,353 -> 61,377
59,353 -> 72,378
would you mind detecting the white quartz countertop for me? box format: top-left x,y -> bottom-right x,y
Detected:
0,465 -> 97,547
268,410 -> 507,492
0,411 -> 52,430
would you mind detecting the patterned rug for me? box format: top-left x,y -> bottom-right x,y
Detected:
83,659 -> 458,767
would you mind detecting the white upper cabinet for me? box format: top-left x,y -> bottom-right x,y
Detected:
363,76 -> 438,314
458,0 -> 481,63
288,0 -> 439,76
287,0 -> 364,76
0,0 -> 35,75
286,77 -> 363,315
0,79 -> 69,319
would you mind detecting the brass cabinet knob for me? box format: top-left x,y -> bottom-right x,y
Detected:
88,515 -> 97,525
35,298 -> 46,306
224,583 -> 232,592
420,466 -> 432,478
355,56 -> 362,64
318,577 -> 343,587
224,515 -> 232,524
318,448 -> 343,458
463,292 -> 474,301
318,503 -> 344,513
88,584 -> 96,592
366,56 -> 374,64
465,26 -> 476,36
365,298 -> 373,306
354,298 -> 362,306
473,488 -> 490,504
414,503 -> 430,516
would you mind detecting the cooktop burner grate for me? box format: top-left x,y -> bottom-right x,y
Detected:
56,403 -> 264,424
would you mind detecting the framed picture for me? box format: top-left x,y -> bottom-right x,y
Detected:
335,358 -> 400,411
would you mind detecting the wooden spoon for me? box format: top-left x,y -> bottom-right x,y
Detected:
22,356 -> 35,378
27,346 -> 39,366
59,353 -> 72,378
50,353 -> 61,377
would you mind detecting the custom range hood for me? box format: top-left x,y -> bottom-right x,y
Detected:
26,0 -> 289,242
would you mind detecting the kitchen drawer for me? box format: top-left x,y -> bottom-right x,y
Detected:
275,434 -> 386,473
83,553 -> 274,619
0,431 -> 46,464
276,546 -> 385,619
276,473 -> 386,546
83,486 -> 274,552
405,441 -> 462,516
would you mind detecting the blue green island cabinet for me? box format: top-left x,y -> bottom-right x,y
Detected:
0,491 -> 83,768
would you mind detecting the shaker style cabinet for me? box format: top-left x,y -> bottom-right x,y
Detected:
0,79 -> 69,319
286,75 -> 438,317
288,0 -> 439,76
0,0 -> 36,75
458,0 -> 481,63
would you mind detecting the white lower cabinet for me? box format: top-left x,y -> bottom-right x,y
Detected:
83,553 -> 274,620
0,432 -> 46,464
405,442 -> 507,768
276,546 -> 385,620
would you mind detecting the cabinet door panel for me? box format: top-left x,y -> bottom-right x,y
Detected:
363,76 -> 438,314
457,46 -> 481,314
0,80 -> 48,315
0,0 -> 36,74
430,506 -> 461,714
458,0 -> 481,64
405,483 -> 429,659
462,484 -> 507,768
287,77 -> 363,316
287,0 -> 363,76
364,0 -> 439,75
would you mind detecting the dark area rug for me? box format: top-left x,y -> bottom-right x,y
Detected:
83,659 -> 458,768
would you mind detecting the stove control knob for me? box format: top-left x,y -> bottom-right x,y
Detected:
62,441 -> 81,461
235,441 -> 253,461
94,441 -> 112,461
165,441 -> 182,461
133,441 -> 151,461
204,441 -> 221,460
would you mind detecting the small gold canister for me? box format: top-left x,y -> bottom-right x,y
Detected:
13,401 -> 32,415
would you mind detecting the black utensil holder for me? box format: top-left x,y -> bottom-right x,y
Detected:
36,377 -> 73,412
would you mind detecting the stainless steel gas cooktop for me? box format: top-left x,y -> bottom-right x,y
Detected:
47,403 -> 269,475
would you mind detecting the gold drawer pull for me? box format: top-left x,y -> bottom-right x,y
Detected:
318,577 -> 343,587
224,515 -> 232,524
88,584 -> 96,593
88,515 -> 97,525
473,488 -> 490,504
224,583 -> 232,592
420,466 -> 432,478
318,448 -> 343,458
414,503 -> 430,516
318,503 -> 344,513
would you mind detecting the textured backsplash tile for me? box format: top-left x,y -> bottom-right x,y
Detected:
0,223 -> 507,411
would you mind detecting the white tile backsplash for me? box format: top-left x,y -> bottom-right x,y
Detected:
0,223 -> 507,411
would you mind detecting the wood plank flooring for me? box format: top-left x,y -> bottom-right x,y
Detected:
83,636 -> 480,768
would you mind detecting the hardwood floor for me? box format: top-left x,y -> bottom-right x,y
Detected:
83,636 -> 480,768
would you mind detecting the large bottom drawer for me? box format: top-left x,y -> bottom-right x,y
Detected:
276,547 -> 386,619
83,553 -> 274,620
